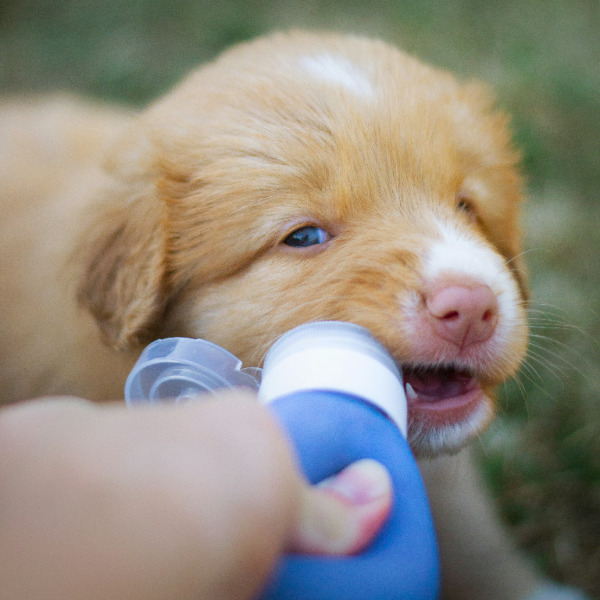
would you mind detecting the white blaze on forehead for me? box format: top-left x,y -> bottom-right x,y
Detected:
299,53 -> 374,98
426,219 -> 521,323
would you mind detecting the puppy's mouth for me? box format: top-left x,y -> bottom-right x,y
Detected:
402,364 -> 483,418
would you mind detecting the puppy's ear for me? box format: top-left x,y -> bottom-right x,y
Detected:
75,129 -> 169,349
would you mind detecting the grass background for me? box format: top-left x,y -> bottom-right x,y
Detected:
1,0 -> 599,595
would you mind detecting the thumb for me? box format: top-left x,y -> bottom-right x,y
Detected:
288,459 -> 393,556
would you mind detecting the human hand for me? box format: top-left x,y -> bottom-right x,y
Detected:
0,393 -> 392,600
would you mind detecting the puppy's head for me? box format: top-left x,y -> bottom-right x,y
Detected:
78,31 -> 528,457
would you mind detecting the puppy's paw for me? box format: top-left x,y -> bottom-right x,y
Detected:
527,583 -> 591,600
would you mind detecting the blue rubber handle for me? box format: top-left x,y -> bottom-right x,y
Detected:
259,390 -> 439,600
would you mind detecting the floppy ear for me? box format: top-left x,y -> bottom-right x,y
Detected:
75,129 -> 169,350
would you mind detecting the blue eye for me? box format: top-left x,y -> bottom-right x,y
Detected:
283,226 -> 330,248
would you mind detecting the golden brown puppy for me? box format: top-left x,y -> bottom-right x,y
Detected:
0,31 -> 585,600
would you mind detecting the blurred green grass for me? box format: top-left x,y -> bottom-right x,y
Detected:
2,0 -> 599,595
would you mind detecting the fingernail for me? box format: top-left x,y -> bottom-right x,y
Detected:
291,459 -> 392,555
317,459 -> 391,506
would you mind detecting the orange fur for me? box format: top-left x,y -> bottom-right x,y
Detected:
2,31 -> 557,599
1,28 -> 529,459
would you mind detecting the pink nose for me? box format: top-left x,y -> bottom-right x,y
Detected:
425,284 -> 499,348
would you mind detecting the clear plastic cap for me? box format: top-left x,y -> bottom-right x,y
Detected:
124,337 -> 260,405
259,321 -> 407,435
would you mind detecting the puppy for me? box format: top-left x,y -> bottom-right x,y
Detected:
0,31 -> 583,599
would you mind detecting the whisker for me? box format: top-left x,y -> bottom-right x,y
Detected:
513,358 -> 557,400
510,372 -> 530,407
505,247 -> 547,266
525,346 -> 566,381
527,309 -> 593,339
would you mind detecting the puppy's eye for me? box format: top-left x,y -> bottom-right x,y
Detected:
283,226 -> 330,248
456,198 -> 473,213
456,195 -> 477,221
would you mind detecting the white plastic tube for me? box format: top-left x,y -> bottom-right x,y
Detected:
259,321 -> 407,436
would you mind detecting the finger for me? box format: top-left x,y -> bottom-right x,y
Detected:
288,458 -> 393,556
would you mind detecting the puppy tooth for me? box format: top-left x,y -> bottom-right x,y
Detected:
405,383 -> 418,402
